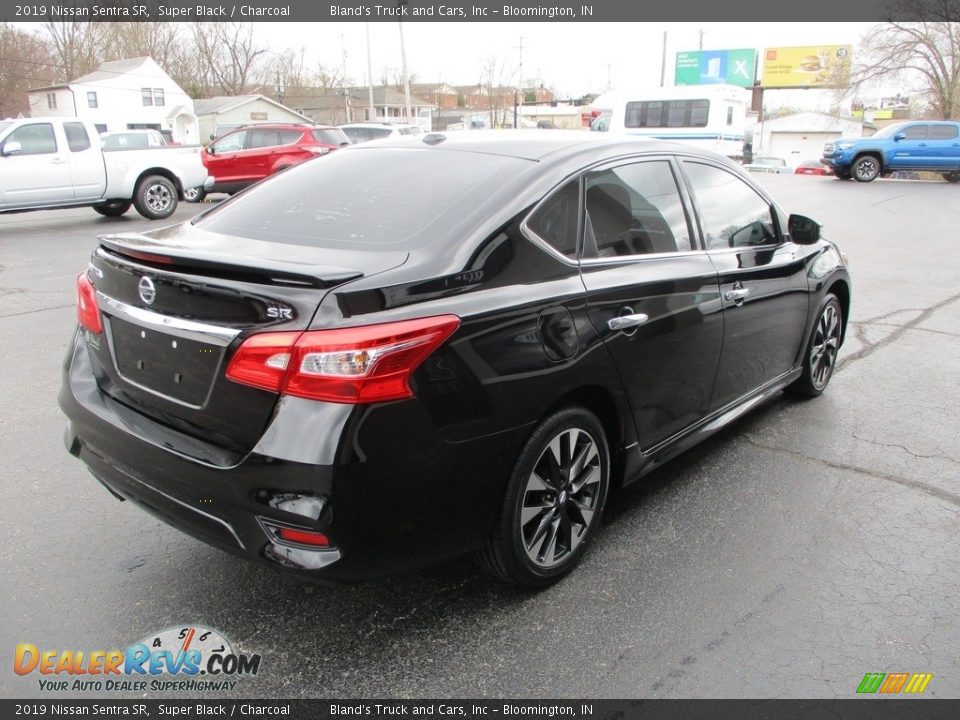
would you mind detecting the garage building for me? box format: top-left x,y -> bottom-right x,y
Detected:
756,112 -> 865,164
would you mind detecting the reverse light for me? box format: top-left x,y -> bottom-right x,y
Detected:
226,315 -> 460,404
307,146 -> 331,155
76,272 -> 103,334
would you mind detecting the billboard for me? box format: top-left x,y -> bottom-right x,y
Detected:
675,49 -> 757,88
761,45 -> 853,88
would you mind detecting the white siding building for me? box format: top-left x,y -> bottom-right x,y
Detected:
755,112 -> 864,163
193,95 -> 311,141
27,57 -> 198,144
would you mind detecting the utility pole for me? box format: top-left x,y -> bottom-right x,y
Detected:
398,0 -> 412,125
698,29 -> 704,51
659,31 -> 667,87
341,34 -> 350,123
514,36 -> 523,129
365,23 -> 375,123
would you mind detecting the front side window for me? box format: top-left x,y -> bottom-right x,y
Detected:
582,160 -> 693,258
142,88 -> 153,106
902,125 -> 927,139
64,122 -> 91,152
683,162 -> 778,250
526,179 -> 580,259
4,123 -> 57,155
87,92 -> 98,109
212,130 -> 246,153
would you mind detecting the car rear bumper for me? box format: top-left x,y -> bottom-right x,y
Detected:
59,332 -> 529,582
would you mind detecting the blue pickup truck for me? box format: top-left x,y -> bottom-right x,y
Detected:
821,121 -> 960,183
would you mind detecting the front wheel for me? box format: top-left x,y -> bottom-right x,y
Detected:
476,406 -> 610,587
943,172 -> 960,183
852,156 -> 881,182
92,200 -> 131,217
789,294 -> 843,398
183,186 -> 206,203
834,170 -> 852,180
133,174 -> 178,220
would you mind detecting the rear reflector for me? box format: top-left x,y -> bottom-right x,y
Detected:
76,271 -> 103,334
277,527 -> 330,547
226,315 -> 460,404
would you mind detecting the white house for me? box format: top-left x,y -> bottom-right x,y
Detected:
27,57 -> 198,144
193,95 -> 311,141
755,112 -> 864,162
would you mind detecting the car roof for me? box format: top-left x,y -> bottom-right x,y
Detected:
344,129 -> 700,162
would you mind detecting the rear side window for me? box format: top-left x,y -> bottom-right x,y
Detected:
929,125 -> 958,140
64,122 -> 91,152
247,129 -> 281,149
902,125 -> 927,139
196,148 -> 528,249
3,123 -> 57,155
278,129 -> 303,144
526,179 -> 580,259
312,128 -> 349,145
683,162 -> 778,250
368,128 -> 393,140
583,161 -> 693,258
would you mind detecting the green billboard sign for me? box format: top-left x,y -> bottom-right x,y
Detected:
675,49 -> 757,87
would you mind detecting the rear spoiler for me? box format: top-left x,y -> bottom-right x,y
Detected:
98,233 -> 363,288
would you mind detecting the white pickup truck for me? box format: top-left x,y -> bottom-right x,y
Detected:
0,118 -> 211,220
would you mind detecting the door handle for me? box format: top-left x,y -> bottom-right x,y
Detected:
607,313 -> 649,331
50,157 -> 66,164
724,287 -> 750,305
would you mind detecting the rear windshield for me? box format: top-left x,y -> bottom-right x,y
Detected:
312,128 -> 350,145
195,147 -> 528,249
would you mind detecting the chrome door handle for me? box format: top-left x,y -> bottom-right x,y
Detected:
50,157 -> 66,164
725,288 -> 750,304
607,313 -> 649,331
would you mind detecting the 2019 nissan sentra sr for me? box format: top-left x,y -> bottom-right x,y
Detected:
60,132 -> 851,586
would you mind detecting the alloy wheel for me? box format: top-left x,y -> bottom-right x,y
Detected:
854,158 -> 879,182
810,303 -> 841,390
519,427 -> 602,569
146,183 -> 173,213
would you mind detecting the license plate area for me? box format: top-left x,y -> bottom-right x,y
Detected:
106,316 -> 223,408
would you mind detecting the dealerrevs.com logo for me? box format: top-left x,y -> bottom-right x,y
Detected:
14,626 -> 261,693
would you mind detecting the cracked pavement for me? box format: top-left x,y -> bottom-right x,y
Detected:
1,176 -> 958,699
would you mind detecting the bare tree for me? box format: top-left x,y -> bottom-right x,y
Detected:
0,24 -> 55,117
855,1 -> 960,119
190,23 -> 268,96
43,20 -> 108,81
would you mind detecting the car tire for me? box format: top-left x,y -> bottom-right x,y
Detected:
834,170 -> 852,180
943,172 -> 960,183
183,186 -> 206,203
133,175 -> 178,220
852,156 -> 881,183
788,294 -> 843,398
476,406 -> 610,587
92,200 -> 132,217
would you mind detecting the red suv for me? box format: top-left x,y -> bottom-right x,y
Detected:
194,124 -> 349,200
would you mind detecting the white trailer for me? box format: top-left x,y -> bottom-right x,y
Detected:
588,85 -> 750,160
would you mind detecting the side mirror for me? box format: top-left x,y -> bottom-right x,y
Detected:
206,145 -> 215,155
894,132 -> 905,141
209,133 -> 216,141
1,140 -> 23,156
788,214 -> 821,244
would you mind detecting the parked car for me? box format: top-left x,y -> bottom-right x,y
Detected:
0,118 -> 208,220
101,130 -> 168,149
339,122 -> 423,144
743,156 -> 792,174
821,121 -> 960,182
60,132 -> 850,586
795,161 -> 831,176
197,123 -> 349,200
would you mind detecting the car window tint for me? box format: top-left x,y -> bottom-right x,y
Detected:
526,179 -> 579,259
197,148 -> 527,250
582,161 -> 692,258
683,162 -> 778,250
64,122 -> 91,152
903,125 -> 927,139
278,129 -> 303,144
369,128 -> 393,140
213,131 -> 245,153
5,123 -> 57,154
247,129 -> 281,149
312,128 -> 350,145
929,125 -> 958,140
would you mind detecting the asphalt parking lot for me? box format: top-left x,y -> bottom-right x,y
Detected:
1,176 -> 958,699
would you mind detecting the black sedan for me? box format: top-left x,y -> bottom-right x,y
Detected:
60,132 -> 850,586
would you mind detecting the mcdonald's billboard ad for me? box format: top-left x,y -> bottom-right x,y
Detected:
761,45 -> 853,88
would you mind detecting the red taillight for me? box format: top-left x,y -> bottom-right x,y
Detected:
278,527 -> 330,547
226,315 -> 460,404
76,271 -> 102,334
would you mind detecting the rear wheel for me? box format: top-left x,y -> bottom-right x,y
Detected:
92,200 -> 131,217
852,156 -> 881,182
476,406 -> 610,587
943,172 -> 960,183
133,174 -> 177,220
789,294 -> 842,398
183,186 -> 206,203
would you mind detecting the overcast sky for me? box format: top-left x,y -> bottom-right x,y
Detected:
259,21 -> 883,106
